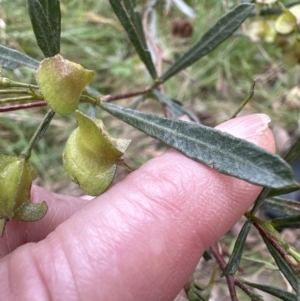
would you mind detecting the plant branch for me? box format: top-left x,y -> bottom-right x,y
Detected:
0,89 -> 31,94
251,218 -> 300,270
0,95 -> 43,104
210,244 -> 238,301
0,77 -> 39,89
210,243 -> 263,300
0,101 -> 47,112
230,80 -> 256,119
20,109 -> 55,159
101,88 -> 150,102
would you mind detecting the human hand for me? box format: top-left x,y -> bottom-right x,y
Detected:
0,114 -> 275,301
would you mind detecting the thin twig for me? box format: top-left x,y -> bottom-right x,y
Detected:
0,89 -> 31,94
0,96 -> 41,104
230,81 -> 256,119
102,88 -> 150,102
0,101 -> 47,112
20,109 -> 55,159
210,244 -> 238,301
252,221 -> 288,259
210,243 -> 263,300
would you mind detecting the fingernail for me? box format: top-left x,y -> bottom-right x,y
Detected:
215,114 -> 271,139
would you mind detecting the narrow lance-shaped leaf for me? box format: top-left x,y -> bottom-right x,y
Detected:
264,197 -> 300,216
263,237 -> 299,293
101,102 -> 296,189
160,4 -> 254,83
222,221 -> 252,276
267,185 -> 300,198
241,280 -> 298,301
109,0 -> 157,79
271,214 -> 300,229
27,0 -> 61,57
0,45 -> 40,70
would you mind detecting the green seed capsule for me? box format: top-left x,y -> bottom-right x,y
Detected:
63,111 -> 131,196
0,155 -> 47,236
36,54 -> 94,115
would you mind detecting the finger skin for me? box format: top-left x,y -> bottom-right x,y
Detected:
0,114 -> 275,301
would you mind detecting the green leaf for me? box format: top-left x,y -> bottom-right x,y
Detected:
264,197 -> 300,216
27,0 -> 61,57
0,45 -> 40,70
101,103 -> 296,189
108,0 -> 157,79
263,237 -> 299,293
241,280 -> 298,301
267,185 -> 300,198
160,4 -> 254,83
271,214 -> 300,229
222,221 -> 251,275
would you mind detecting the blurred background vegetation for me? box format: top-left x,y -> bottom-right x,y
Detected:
1,1 -> 300,299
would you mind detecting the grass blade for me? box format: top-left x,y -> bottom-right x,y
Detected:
27,0 -> 61,57
101,102 -> 296,189
0,45 -> 40,70
109,0 -> 157,79
160,4 -> 254,83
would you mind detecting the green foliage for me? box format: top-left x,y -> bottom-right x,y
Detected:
241,280 -> 298,301
101,101 -> 295,189
108,0 -> 157,79
0,45 -> 40,70
222,221 -> 252,276
264,197 -> 300,215
1,0 -> 300,300
27,0 -> 61,57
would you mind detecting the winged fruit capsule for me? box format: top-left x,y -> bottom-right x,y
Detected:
36,54 -> 94,115
0,155 -> 47,236
63,111 -> 131,196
